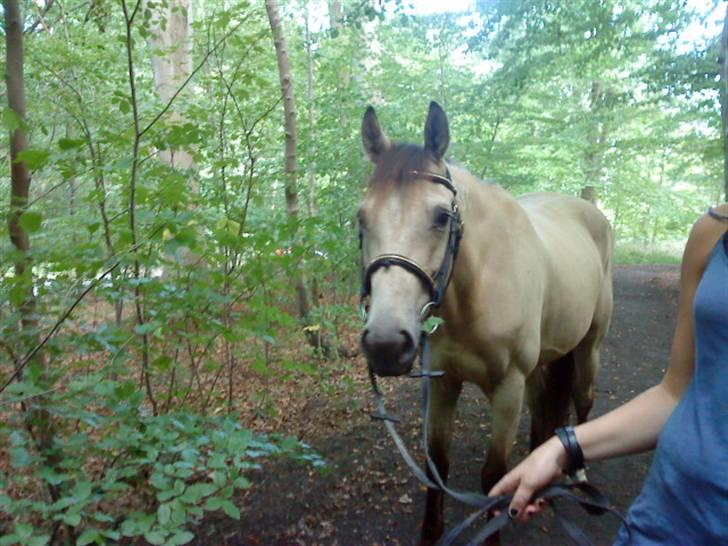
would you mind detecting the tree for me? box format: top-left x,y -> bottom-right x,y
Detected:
3,0 -> 60,522
265,0 -> 338,357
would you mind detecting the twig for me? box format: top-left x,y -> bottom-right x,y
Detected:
138,13 -> 253,140
0,226 -> 163,395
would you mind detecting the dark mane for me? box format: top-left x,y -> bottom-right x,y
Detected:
369,143 -> 438,185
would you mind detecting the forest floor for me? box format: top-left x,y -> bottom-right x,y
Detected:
197,264 -> 680,546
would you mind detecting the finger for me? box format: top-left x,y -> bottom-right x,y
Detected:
521,504 -> 541,522
488,470 -> 521,497
508,482 -> 537,519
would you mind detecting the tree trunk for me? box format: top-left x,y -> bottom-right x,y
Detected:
266,0 -> 342,359
305,7 -> 317,217
328,1 -> 343,33
4,0 -> 55,464
721,3 -> 728,202
147,0 -> 199,270
266,0 -> 310,313
147,0 -> 196,172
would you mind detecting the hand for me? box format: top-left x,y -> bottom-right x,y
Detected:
488,436 -> 568,522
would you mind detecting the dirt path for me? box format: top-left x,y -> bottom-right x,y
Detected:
209,264 -> 680,546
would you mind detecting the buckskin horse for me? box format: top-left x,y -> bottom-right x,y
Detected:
358,102 -> 613,545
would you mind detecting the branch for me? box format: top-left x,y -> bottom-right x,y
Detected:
0,262 -> 120,394
0,226 -> 164,395
25,0 -> 56,34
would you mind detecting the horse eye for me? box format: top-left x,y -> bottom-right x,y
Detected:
433,209 -> 450,229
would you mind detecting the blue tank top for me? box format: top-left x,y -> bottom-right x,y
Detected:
614,230 -> 728,545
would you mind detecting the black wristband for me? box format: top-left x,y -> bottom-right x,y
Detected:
554,426 -> 585,477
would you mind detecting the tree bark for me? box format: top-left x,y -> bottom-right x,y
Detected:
147,0 -> 196,172
266,0 -> 343,358
4,0 -> 55,462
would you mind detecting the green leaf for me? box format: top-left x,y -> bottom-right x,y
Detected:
157,502 -> 171,525
11,447 -> 32,468
77,529 -> 100,546
2,107 -> 22,131
18,211 -> 43,233
16,523 -> 33,540
58,137 -> 86,150
134,321 -> 161,335
234,476 -> 252,489
168,530 -> 195,545
422,316 -> 444,334
16,149 -> 50,170
221,500 -> 240,520
151,356 -> 173,371
62,511 -> 82,526
74,480 -> 93,501
144,531 -> 168,545
0,535 -> 19,546
28,536 -> 50,546
204,496 -> 224,511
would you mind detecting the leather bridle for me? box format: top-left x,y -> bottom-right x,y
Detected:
359,167 -> 464,322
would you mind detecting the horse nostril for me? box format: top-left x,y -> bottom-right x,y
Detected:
399,330 -> 414,355
361,328 -> 414,361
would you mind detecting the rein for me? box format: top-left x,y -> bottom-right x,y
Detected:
359,168 -> 629,545
369,333 -> 628,545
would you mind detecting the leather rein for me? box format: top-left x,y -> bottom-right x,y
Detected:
358,167 -> 629,545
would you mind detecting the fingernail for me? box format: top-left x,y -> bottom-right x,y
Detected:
508,507 -> 519,518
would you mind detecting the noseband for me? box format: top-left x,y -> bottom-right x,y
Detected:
359,168 -> 464,320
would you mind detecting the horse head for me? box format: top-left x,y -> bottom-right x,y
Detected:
358,102 -> 461,377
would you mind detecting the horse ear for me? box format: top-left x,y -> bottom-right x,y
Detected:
362,106 -> 391,163
424,101 -> 449,161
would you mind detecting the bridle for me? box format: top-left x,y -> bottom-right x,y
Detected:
359,167 -> 464,323
357,167 -> 628,545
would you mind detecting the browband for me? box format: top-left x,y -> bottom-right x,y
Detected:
409,168 -> 457,196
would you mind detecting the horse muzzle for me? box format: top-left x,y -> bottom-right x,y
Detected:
361,327 -> 417,376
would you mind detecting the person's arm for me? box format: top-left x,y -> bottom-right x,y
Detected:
489,210 -> 724,519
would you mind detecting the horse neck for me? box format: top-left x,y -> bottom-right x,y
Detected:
439,168 -> 524,321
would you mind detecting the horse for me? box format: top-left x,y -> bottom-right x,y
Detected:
358,102 -> 613,545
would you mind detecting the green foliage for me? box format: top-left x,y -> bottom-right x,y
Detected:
0,377 -> 323,544
0,0 -> 724,542
615,241 -> 683,265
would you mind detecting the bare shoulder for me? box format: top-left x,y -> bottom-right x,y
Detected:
682,208 -> 728,279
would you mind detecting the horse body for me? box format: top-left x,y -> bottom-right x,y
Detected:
359,103 -> 613,545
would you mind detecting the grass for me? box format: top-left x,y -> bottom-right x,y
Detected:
614,240 -> 683,265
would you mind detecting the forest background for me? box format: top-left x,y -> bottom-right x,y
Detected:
1,0 -> 726,545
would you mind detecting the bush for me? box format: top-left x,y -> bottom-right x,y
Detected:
0,376 -> 324,546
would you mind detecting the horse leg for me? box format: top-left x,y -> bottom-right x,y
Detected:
481,370 -> 525,492
420,377 -> 462,546
573,281 -> 612,424
525,354 -> 574,451
479,370 -> 525,546
572,337 -> 601,424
